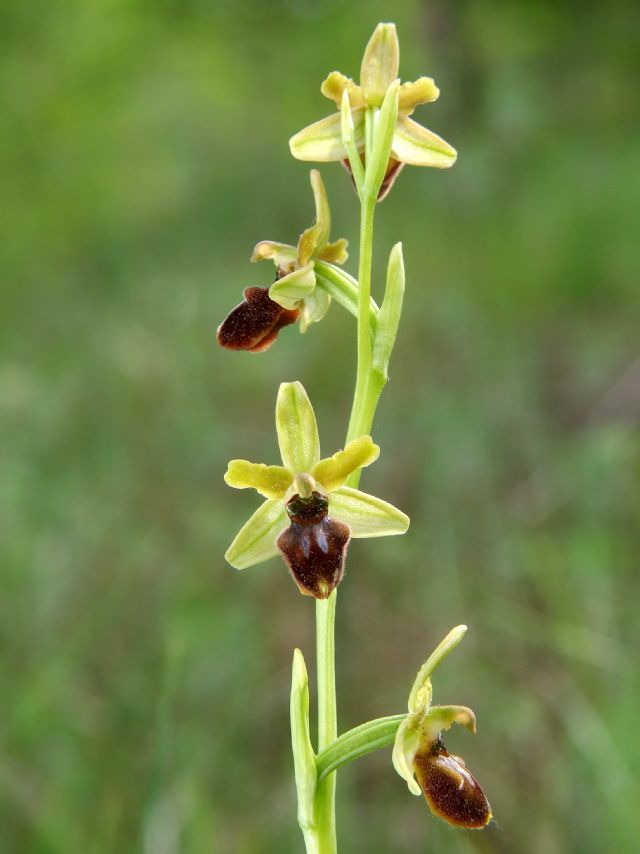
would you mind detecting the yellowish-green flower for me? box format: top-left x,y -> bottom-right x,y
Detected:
252,170 -> 348,331
393,626 -> 492,828
224,381 -> 409,598
289,22 -> 457,197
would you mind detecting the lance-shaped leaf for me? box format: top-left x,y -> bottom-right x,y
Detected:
224,460 -> 293,500
392,115 -> 457,168
290,110 -> 366,162
372,242 -> 405,382
312,436 -> 380,492
364,79 -> 400,199
290,649 -> 317,843
276,382 -> 321,473
269,262 -> 316,311
225,498 -> 288,569
360,22 -> 400,106
329,486 -> 409,537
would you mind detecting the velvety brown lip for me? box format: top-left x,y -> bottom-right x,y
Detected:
413,739 -> 492,829
217,286 -> 299,352
277,491 -> 351,599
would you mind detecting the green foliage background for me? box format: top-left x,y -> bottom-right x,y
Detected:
2,1 -> 639,851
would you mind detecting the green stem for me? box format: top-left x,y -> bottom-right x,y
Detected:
312,103 -> 398,851
312,181 -> 382,854
314,594 -> 337,853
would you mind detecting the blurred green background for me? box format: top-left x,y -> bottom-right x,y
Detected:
2,0 -> 639,851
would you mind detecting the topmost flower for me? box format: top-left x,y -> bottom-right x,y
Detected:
289,23 -> 457,199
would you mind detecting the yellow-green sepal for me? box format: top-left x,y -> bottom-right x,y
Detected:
360,23 -> 399,107
311,436 -> 380,492
224,460 -> 293,499
392,718 -> 422,796
328,486 -> 409,537
276,381 -> 321,473
225,498 -> 288,569
269,262 -> 316,310
408,625 -> 467,713
392,115 -> 457,168
297,170 -> 331,266
290,110 -> 365,162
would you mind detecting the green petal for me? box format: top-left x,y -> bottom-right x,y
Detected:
225,498 -> 288,569
398,77 -> 440,115
392,719 -> 422,796
391,116 -> 457,168
297,170 -> 331,266
321,70 -> 365,109
317,238 -> 348,265
290,110 -> 365,162
312,437 -> 380,492
299,287 -> 331,333
251,240 -> 298,267
360,23 -> 399,107
276,381 -> 321,472
224,459 -> 293,499
269,263 -> 316,310
329,486 -> 409,537
422,705 -> 476,741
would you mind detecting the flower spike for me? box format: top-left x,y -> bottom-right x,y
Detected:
224,381 -> 409,597
392,626 -> 492,828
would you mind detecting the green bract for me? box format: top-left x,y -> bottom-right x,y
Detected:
289,23 -> 457,173
224,381 -> 409,573
252,170 -> 348,332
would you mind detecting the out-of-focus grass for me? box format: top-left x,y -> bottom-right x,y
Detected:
1,1 -> 639,851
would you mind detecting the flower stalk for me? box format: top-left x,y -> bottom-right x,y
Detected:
218,21 -> 489,853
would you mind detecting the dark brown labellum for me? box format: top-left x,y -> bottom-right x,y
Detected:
216,287 -> 299,352
341,156 -> 405,202
413,737 -> 492,829
276,491 -> 350,599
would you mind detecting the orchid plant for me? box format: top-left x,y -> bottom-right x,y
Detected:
218,23 -> 491,851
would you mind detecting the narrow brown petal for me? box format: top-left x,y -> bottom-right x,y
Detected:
216,287 -> 299,352
413,739 -> 492,829
378,158 -> 404,201
277,492 -> 351,599
341,156 -> 404,202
